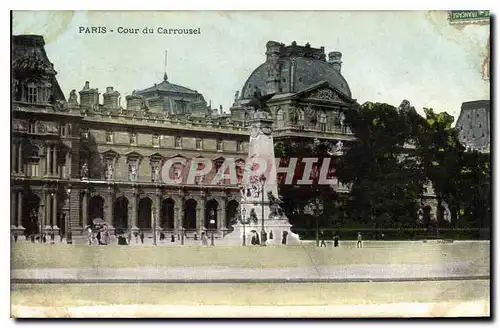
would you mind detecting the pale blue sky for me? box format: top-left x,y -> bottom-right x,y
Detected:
13,10 -> 490,120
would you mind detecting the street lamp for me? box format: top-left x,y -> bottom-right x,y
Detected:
152,206 -> 157,246
209,216 -> 216,246
66,185 -> 72,244
38,205 -> 44,243
241,207 -> 248,246
259,174 -> 267,246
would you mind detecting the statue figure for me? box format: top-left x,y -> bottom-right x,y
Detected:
130,164 -> 138,181
153,166 -> 160,182
234,91 -> 239,102
81,162 -> 89,179
68,89 -> 78,104
335,140 -> 344,153
106,163 -> 114,180
247,87 -> 274,114
239,184 -> 247,200
339,112 -> 346,126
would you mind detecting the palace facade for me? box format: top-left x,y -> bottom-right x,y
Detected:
11,36 -> 355,241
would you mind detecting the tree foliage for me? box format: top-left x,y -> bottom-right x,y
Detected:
274,100 -> 491,239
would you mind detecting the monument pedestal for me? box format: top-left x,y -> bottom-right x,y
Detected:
222,110 -> 301,246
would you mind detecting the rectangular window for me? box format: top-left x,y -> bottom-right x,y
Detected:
27,86 -> 38,103
82,128 -> 89,140
196,138 -> 203,150
106,132 -> 114,144
175,136 -> 182,148
216,140 -> 224,151
130,132 -> 137,146
60,123 -> 67,137
28,121 -> 36,134
152,134 -> 160,147
319,123 -> 326,132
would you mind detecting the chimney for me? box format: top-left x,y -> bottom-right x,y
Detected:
126,94 -> 144,111
265,41 -> 283,94
79,81 -> 100,109
103,86 -> 120,109
328,51 -> 342,73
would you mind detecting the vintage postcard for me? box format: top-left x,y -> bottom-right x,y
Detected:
10,10 -> 490,318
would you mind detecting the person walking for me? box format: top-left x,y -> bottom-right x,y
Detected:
319,230 -> 327,247
139,231 -> 145,244
356,232 -> 363,248
333,232 -> 339,248
201,231 -> 208,246
87,226 -> 93,245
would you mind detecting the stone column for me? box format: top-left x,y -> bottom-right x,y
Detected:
52,193 -> 58,229
67,152 -> 72,179
17,191 -> 23,228
174,204 -> 180,232
106,187 -> 115,234
219,198 -> 226,234
81,191 -> 88,227
197,197 -> 205,233
46,146 -> 51,176
64,152 -> 70,179
131,189 -> 138,231
12,143 -> 16,174
154,189 -> 161,230
45,193 -> 52,229
52,145 -> 58,176
11,191 -> 16,227
18,143 -> 23,174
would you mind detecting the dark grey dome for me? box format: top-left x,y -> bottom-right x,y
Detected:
240,42 -> 351,100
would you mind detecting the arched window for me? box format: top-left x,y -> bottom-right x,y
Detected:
276,109 -> 284,128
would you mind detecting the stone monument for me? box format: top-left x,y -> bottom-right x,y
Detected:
223,95 -> 301,246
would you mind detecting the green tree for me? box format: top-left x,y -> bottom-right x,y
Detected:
336,101 -> 427,235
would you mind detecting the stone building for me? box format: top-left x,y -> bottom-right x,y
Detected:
456,100 -> 491,153
11,36 -> 354,242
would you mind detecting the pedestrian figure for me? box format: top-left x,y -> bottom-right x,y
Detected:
30,235 -> 35,243
42,233 -> 46,244
140,231 -> 145,244
201,231 -> 208,246
281,231 -> 288,245
319,230 -> 327,247
160,232 -> 165,242
96,230 -> 102,245
357,232 -> 363,248
171,234 -> 175,243
87,226 -> 93,245
334,232 -> 339,247
14,234 -> 18,243
103,231 -> 110,245
134,231 -> 139,244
